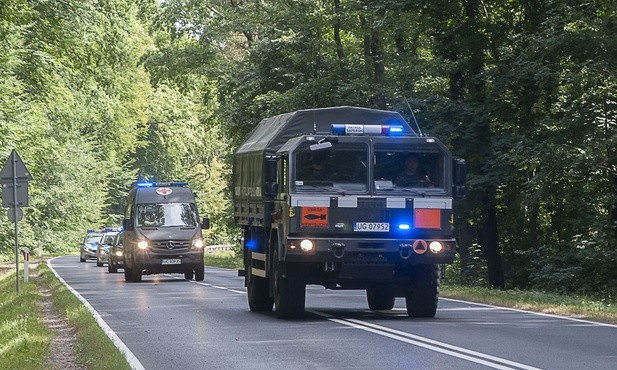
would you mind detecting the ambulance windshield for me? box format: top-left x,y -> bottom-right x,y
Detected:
136,203 -> 198,228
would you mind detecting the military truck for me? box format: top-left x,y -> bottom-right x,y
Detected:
233,106 -> 466,318
122,181 -> 209,282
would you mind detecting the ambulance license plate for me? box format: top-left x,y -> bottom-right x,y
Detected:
354,222 -> 389,232
161,258 -> 181,265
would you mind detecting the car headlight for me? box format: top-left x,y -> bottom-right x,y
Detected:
100,250 -> 107,255
192,239 -> 204,248
115,250 -> 123,257
137,241 -> 149,249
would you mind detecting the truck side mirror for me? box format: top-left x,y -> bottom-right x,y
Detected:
453,158 -> 466,199
122,219 -> 134,231
201,217 -> 210,230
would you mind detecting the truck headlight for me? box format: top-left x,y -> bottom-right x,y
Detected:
429,241 -> 443,253
137,241 -> 149,249
193,239 -> 204,248
300,239 -> 314,252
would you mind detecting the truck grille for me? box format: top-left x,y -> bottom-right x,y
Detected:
151,240 -> 191,252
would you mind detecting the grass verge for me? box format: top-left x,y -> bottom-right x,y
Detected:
0,268 -> 50,370
0,261 -> 132,369
38,262 -> 131,370
203,252 -> 617,324
440,282 -> 617,324
205,250 -> 242,269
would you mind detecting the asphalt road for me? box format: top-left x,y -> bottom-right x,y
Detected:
49,256 -> 617,370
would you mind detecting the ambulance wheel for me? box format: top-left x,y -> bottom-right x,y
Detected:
184,270 -> 194,280
80,254 -> 86,262
194,266 -> 204,281
124,266 -> 132,282
96,260 -> 103,267
108,259 -> 117,273
130,265 -> 142,282
405,264 -> 439,318
273,250 -> 305,319
366,287 -> 395,311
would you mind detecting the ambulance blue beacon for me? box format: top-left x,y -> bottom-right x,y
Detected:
233,106 -> 466,318
121,181 -> 210,282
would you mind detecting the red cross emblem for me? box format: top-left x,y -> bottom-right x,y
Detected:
156,187 -> 173,196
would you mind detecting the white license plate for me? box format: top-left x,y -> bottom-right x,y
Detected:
354,222 -> 390,232
161,258 -> 181,265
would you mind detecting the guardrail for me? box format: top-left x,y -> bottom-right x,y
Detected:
204,244 -> 234,253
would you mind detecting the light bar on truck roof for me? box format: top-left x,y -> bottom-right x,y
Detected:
331,124 -> 405,136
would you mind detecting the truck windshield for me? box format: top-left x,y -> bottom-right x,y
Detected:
136,203 -> 198,228
294,142 -> 368,192
373,144 -> 445,193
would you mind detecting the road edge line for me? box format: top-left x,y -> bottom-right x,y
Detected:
47,257 -> 145,370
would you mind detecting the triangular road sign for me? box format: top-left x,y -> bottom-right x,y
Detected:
0,150 -> 32,183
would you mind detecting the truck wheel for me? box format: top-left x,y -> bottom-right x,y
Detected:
273,250 -> 305,319
131,265 -> 142,282
194,266 -> 205,281
366,287 -> 395,310
247,274 -> 273,312
184,270 -> 194,280
405,264 -> 439,318
124,266 -> 132,282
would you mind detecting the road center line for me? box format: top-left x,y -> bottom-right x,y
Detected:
308,310 -> 541,370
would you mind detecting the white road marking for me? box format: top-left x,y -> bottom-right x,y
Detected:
442,298 -> 617,329
308,310 -> 541,370
48,258 -> 145,370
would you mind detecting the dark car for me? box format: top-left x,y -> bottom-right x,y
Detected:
96,229 -> 121,267
80,230 -> 103,262
108,231 -> 124,273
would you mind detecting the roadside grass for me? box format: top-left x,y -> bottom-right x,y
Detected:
0,268 -> 50,370
38,263 -> 131,370
204,251 -> 617,324
440,283 -> 617,324
205,250 -> 242,269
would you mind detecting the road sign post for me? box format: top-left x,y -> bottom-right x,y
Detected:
1,150 -> 32,294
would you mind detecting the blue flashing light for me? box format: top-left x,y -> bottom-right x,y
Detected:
245,239 -> 258,251
387,126 -> 404,135
398,223 -> 411,230
87,229 -> 95,233
136,181 -> 154,188
331,124 -> 346,135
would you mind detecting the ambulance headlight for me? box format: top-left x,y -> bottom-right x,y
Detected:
193,239 -> 204,248
429,241 -> 443,253
300,239 -> 314,252
137,241 -> 149,249
115,250 -> 123,257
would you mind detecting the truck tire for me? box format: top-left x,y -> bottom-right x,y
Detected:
124,266 -> 132,282
366,287 -> 395,310
273,250 -> 305,319
194,265 -> 205,281
247,274 -> 273,312
184,270 -> 194,280
405,264 -> 439,318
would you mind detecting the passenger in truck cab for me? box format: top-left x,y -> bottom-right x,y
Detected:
395,154 -> 433,187
303,153 -> 329,181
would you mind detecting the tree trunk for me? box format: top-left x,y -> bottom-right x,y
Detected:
481,192 -> 505,288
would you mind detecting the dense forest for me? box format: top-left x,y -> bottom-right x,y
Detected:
0,0 -> 615,297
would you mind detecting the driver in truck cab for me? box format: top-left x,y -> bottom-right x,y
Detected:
395,154 -> 433,187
